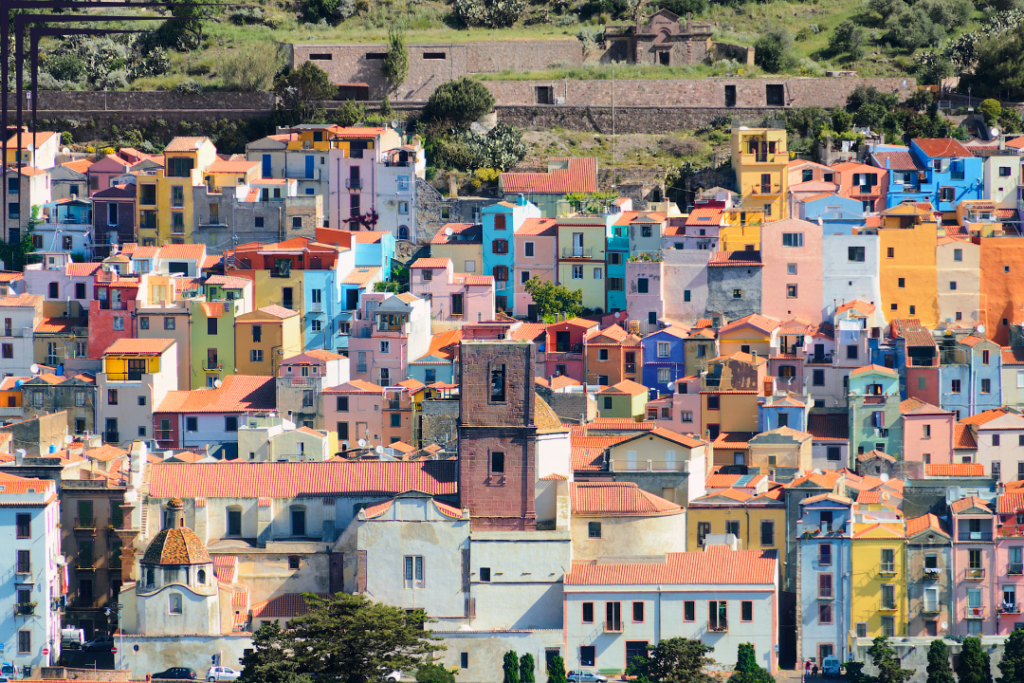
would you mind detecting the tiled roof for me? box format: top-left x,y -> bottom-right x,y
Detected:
0,471 -> 53,495
906,513 -> 950,537
410,258 -> 452,269
570,481 -> 681,516
872,150 -> 922,170
751,426 -> 813,443
850,363 -> 898,377
712,431 -> 756,449
35,317 -> 86,334
926,463 -> 985,477
536,396 -> 569,434
515,217 -> 558,236
900,397 -> 950,415
705,473 -> 767,489
585,418 -> 655,431
685,207 -> 723,226
950,495 -> 992,514
213,555 -> 237,582
500,158 -> 598,194
205,275 -> 251,289
1003,348 -> 1024,366
156,375 -> 276,414
251,593 -> 330,619
953,423 -> 977,449
998,492 -> 1024,514
158,244 -> 206,260
149,461 -> 458,499
104,338 -> 175,356
343,266 -> 382,285
509,323 -> 547,342
720,313 -> 779,335
596,379 -> 649,396
836,299 -> 876,315
590,323 -> 630,343
256,305 -> 299,319
709,250 -> 762,267
165,136 -> 211,152
325,379 -> 385,394
0,293 -> 41,308
960,407 -> 1015,426
430,223 -> 480,245
852,523 -> 904,539
142,527 -> 211,565
206,159 -> 259,174
857,449 -> 895,463
565,546 -> 778,586
691,488 -> 753,503
915,138 -> 973,158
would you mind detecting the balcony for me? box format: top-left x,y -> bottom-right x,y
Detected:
624,363 -> 637,374
966,568 -> 986,580
880,564 -> 896,576
104,431 -> 119,444
1010,564 -> 1024,576
74,517 -> 97,534
806,352 -> 834,365
923,568 -> 942,580
75,558 -> 96,572
879,603 -> 898,612
561,247 -> 594,259
171,225 -> 186,236
966,606 -> 985,619
999,604 -> 1021,615
748,183 -> 782,196
959,531 -> 994,541
155,430 -> 173,442
203,361 -> 223,372
14,603 -> 35,616
311,301 -> 323,312
708,620 -> 728,633
604,620 -> 622,633
741,152 -> 781,163
106,372 -> 145,382
98,300 -> 129,311
345,178 -> 363,190
922,604 -> 942,614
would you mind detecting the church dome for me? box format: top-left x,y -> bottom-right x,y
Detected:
142,498 -> 211,565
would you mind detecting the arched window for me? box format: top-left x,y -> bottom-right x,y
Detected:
197,569 -> 206,584
146,568 -> 155,588
398,225 -> 409,241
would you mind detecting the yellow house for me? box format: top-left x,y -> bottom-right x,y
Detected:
875,203 -> 940,327
430,224 -> 485,276
596,379 -> 649,420
605,428 -> 709,504
851,523 -> 907,639
748,426 -> 813,475
732,128 -> 789,221
717,313 -> 779,357
720,207 -> 765,251
556,215 -> 611,312
687,480 -> 786,553
203,159 -> 260,192
136,136 -> 218,246
234,305 -> 302,376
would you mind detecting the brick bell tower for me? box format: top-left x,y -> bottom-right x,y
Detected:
457,341 -> 537,531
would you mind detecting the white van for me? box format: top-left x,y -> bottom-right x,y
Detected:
61,628 -> 86,649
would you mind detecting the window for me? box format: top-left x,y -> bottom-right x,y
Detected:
761,520 -> 775,546
819,543 -> 832,566
637,278 -> 649,294
588,521 -> 601,538
580,646 -> 596,668
390,413 -> 401,428
681,411 -> 693,423
819,573 -> 833,598
336,397 -> 350,412
582,602 -> 594,622
732,288 -> 743,299
490,365 -> 506,401
17,549 -> 29,573
740,601 -> 753,622
787,284 -> 798,298
881,584 -> 896,609
952,379 -> 961,394
251,350 -> 264,363
882,616 -> 895,637
709,601 -> 727,632
632,601 -> 645,622
108,389 -> 118,405
658,368 -> 671,383
491,451 -> 505,474
225,416 -> 239,432
19,630 -> 31,654
138,395 -> 147,407
450,293 -> 465,316
606,602 -> 622,631
681,600 -> 696,622
782,233 -> 804,247
813,369 -> 825,386
881,548 -> 895,573
493,240 -> 508,254
380,341 -> 391,354
848,246 -> 865,262
707,395 -> 720,410
697,522 -> 710,547
400,555 -> 425,589
819,603 -> 833,624
982,379 -> 991,394
227,508 -> 242,536
187,417 -> 198,432
398,202 -> 409,215
572,265 -> 583,279
598,349 -> 609,361
524,242 -> 535,257
726,520 -> 740,537
593,268 -> 603,280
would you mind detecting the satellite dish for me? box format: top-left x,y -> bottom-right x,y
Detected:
375,445 -> 384,454
445,227 -> 454,237
880,472 -> 890,482
64,435 -> 73,445
358,438 -> 367,448
991,127 -> 1000,138
214,379 -> 223,388
390,120 -> 400,129
30,364 -> 39,375
977,325 -> 986,335
941,622 -> 949,630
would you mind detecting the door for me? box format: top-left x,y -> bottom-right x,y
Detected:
556,331 -> 570,353
573,232 -> 584,257
528,304 -> 537,322
262,154 -> 272,177
350,166 -> 360,189
329,553 -> 345,593
282,287 -> 294,311
127,359 -> 146,381
305,155 -> 314,179
346,288 -> 359,310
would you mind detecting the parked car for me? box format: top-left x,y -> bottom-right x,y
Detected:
822,655 -> 842,677
385,673 -> 402,682
153,668 -> 197,680
568,672 -> 608,683
83,635 -> 115,652
207,667 -> 241,682
61,628 -> 86,650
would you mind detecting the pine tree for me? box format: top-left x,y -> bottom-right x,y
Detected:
1000,628 -> 1024,683
958,637 -> 994,683
504,651 -> 521,683
520,654 -> 536,683
868,636 -> 914,683
546,656 -> 567,683
926,640 -> 955,683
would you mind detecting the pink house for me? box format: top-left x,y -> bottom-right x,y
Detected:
995,491 -> 1024,633
759,217 -> 824,323
951,495 -> 996,637
542,317 -> 600,383
409,257 -> 495,326
513,217 -> 557,319
323,379 -> 386,451
833,161 -> 888,213
645,376 -> 701,435
87,154 -> 133,195
898,398 -> 953,471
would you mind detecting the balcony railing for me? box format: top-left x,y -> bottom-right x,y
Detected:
923,568 -> 942,579
748,183 -> 782,195
604,621 -> 622,633
999,604 -> 1021,615
966,606 -> 985,618
74,517 -> 97,532
346,178 -> 363,190
806,352 -> 834,365
203,361 -> 223,372
1010,564 -> 1024,575
742,152 -> 780,163
959,531 -> 994,541
624,363 -> 637,374
75,558 -> 96,571
708,620 -> 728,633
966,568 -> 986,580
561,247 -> 593,258
879,602 -> 898,611
922,604 -> 942,614
104,431 -> 119,444
98,300 -> 129,311
880,563 -> 896,575
14,603 -> 35,616
155,430 -> 173,442
106,372 -> 145,382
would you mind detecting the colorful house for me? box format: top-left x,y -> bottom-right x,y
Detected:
97,338 -> 178,445
429,223 -> 484,278
641,327 -> 689,395
759,218 -> 823,324
541,317 -> 600,383
906,513 -> 952,639
585,324 -> 642,387
234,306 -> 302,377
797,493 -> 853,665
188,275 -> 253,389
135,136 -> 218,246
898,398 -> 954,470
512,217 -> 558,320
795,193 -> 866,235
718,313 -> 779,357
950,496 -> 996,636
687,478 -> 785,554
719,206 -> 764,251
409,258 -> 495,329
348,292 -> 431,387
909,138 -> 985,213
596,380 -> 649,420
153,374 -> 276,450
732,127 -> 789,221
875,202 -> 940,327
850,522 -> 907,639
936,237 -> 980,327
482,197 -> 541,314
499,157 -> 598,217
848,364 -> 903,458
832,160 -> 888,213
994,491 -> 1024,634
938,334 -> 1002,419
556,214 -> 614,313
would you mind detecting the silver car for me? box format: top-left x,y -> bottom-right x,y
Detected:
567,672 -> 608,683
206,667 -> 241,682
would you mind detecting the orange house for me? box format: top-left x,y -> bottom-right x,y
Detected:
833,161 -> 888,213
585,323 -> 642,386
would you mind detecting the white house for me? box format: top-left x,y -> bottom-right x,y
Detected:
0,294 -> 43,375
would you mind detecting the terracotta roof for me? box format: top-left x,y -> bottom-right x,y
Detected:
411,257 -> 452,269
570,481 -> 681,516
500,158 -> 597,194
950,495 -> 992,514
900,397 -> 950,415
915,138 -> 973,158
852,523 -> 904,539
565,546 -> 778,586
142,526 -> 211,565
35,317 -> 85,334
104,338 -> 175,356
1003,348 -> 1024,366
255,305 -> 299,319
705,473 -> 767,489
857,449 -> 896,463
596,379 -> 649,396
62,158 -> 93,173
157,244 -> 206,261
954,424 -> 977,449
156,375 -> 276,414
149,460 -> 458,499
206,160 -> 259,174
872,150 -> 923,170
691,488 -> 753,503
205,275 -> 251,289
712,431 -> 756,449
0,471 -> 53,495
343,266 -> 382,286
906,513 -> 950,537
685,207 -> 723,226
709,250 -> 762,267
960,407 -> 1015,426
516,217 -> 558,236
536,396 -> 569,434
430,223 -> 480,245
998,492 -> 1024,514
719,313 -> 779,335
586,418 -> 655,430
509,323 -> 547,342
164,136 -> 211,152
590,323 -> 631,343
251,593 -> 330,619
850,364 -> 898,377
836,299 -> 876,315
926,463 -> 985,477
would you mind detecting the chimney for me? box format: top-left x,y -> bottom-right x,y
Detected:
167,498 -> 186,528
14,448 -> 25,466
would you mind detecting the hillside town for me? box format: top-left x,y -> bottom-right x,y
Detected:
11,105 -> 1024,683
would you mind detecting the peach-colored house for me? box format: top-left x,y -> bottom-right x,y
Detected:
542,317 -> 600,383
899,397 -> 954,471
323,378 -> 413,453
513,217 -> 558,320
833,161 -> 888,213
759,217 -> 824,323
409,257 -> 495,329
645,375 -> 701,435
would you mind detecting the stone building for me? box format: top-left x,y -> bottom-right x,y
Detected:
192,185 -> 322,254
21,373 -> 97,437
605,10 -> 713,66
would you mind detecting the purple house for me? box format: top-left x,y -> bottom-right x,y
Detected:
92,184 -> 136,258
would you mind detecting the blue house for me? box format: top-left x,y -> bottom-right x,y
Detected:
481,197 -> 540,314
640,327 -> 689,396
797,493 -> 852,665
937,335 -> 1002,418
757,394 -> 810,432
302,269 -> 340,352
607,219 -> 629,313
350,231 -> 396,270
796,193 -> 866,235
872,139 -> 983,210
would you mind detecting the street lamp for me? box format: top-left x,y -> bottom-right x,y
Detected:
104,603 -> 123,670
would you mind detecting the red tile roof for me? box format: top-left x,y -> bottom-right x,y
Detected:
565,546 -> 778,586
954,424 -> 977,449
0,471 -> 54,495
500,158 -> 598,194
906,513 -> 949,537
960,407 -> 1015,426
149,460 -> 458,498
926,463 -> 985,477
685,207 -> 723,226
158,244 -> 206,260
104,338 -> 175,356
836,299 -> 876,315
156,375 -> 276,414
411,258 -> 452,269
914,138 -> 973,158
998,492 -> 1024,514
206,160 -> 259,174
709,250 -> 762,267
719,313 -> 779,335
251,593 -> 330,619
0,293 -> 41,308
165,136 -> 212,152
596,379 -> 649,396
1003,348 -> 1024,366
900,397 -> 950,415
951,495 -> 992,514
850,364 -> 898,377
570,481 -> 682,516
430,223 -> 479,245
872,150 -> 922,170
516,218 -> 558,236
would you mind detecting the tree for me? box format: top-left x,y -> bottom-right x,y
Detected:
999,627 -> 1024,683
868,637 -> 914,683
520,654 -> 536,683
969,24 -> 1024,100
524,277 -> 584,321
626,638 -> 715,683
754,26 -> 792,73
844,662 -> 870,683
925,640 -> 955,683
273,62 -> 337,124
415,664 -> 455,683
830,20 -> 866,60
160,0 -> 216,52
452,0 -> 525,28
884,6 -> 945,51
546,656 -> 567,683
238,622 -> 313,683
980,98 -> 1003,125
729,644 -> 774,683
382,28 -> 409,95
251,593 -> 444,683
958,637 -> 994,683
504,652 -> 521,683
221,44 -> 285,92
919,0 -> 972,30
334,100 -> 367,127
868,0 -> 906,20
846,86 -> 900,114
421,76 -> 495,128
659,0 -> 708,15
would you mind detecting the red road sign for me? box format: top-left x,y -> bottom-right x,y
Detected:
42,647 -> 49,656
111,647 -> 117,655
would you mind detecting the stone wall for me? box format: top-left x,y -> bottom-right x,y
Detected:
535,384 -> 596,423
420,398 -> 459,447
497,105 -> 777,133
706,263 -> 763,319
